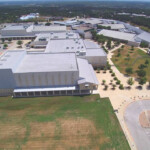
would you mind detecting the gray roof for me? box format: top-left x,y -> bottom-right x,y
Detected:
2,25 -> 26,31
45,39 -> 86,53
83,40 -> 100,49
0,50 -> 26,72
101,24 -> 125,30
86,49 -> 107,57
0,51 -> 78,73
137,32 -> 150,43
98,29 -> 136,42
15,52 -> 78,73
77,58 -> 99,85
28,25 -> 66,32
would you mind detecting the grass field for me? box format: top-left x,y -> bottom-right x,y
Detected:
111,45 -> 150,80
0,95 -> 130,150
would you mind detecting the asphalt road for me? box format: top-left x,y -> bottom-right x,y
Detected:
124,100 -> 150,150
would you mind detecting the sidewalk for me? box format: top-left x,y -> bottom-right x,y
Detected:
96,46 -> 150,150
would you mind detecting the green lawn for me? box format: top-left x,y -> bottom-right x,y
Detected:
111,45 -> 150,80
0,95 -> 130,150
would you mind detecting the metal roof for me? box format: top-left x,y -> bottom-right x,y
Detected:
77,58 -> 99,85
45,39 -> 86,53
86,49 -> 107,57
0,50 -> 26,72
28,25 -> 66,32
15,52 -> 78,73
2,25 -> 26,31
98,29 -> 136,42
83,40 -> 100,49
101,24 -> 125,30
137,32 -> 150,43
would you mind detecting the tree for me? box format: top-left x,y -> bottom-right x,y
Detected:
3,43 -> 8,49
140,41 -> 149,48
121,45 -> 124,49
112,84 -> 116,90
8,38 -> 12,43
116,80 -> 121,85
34,21 -> 38,25
119,84 -> 124,90
104,85 -> 108,90
17,40 -> 23,47
97,68 -> 100,73
137,69 -> 146,78
138,77 -> 147,85
106,40 -> 111,49
45,22 -> 51,26
138,64 -> 146,70
145,60 -> 149,65
127,78 -> 134,87
102,80 -> 106,85
1,39 -> 5,43
148,80 -> 150,87
125,67 -> 133,75
131,46 -> 134,51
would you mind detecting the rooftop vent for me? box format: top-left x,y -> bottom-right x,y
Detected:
1,59 -> 6,61
5,55 -> 10,57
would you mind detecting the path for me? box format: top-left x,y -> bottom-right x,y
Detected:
96,44 -> 150,150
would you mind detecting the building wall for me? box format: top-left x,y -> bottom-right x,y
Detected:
127,41 -> 140,47
85,56 -> 107,68
0,69 -> 16,89
14,71 -> 79,88
1,29 -> 33,37
79,82 -> 97,90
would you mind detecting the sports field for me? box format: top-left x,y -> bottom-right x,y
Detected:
0,95 -> 130,150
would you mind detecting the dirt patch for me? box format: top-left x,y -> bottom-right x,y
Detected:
139,110 -> 150,128
22,122 -> 56,149
0,124 -> 26,149
0,124 -> 26,140
22,118 -> 109,150
60,118 -> 108,149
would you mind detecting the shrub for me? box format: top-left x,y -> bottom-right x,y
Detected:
97,68 -> 100,73
138,77 -> 147,85
112,84 -> 116,89
102,80 -> 106,85
137,69 -> 146,78
114,77 -> 118,80
104,85 -> 108,90
127,78 -> 134,86
119,84 -> 124,90
125,67 -> 133,75
116,80 -> 121,85
138,64 -> 146,70
111,73 -> 115,76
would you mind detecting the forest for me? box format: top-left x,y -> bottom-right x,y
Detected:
0,1 -> 150,29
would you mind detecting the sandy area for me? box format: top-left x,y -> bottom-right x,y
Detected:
96,44 -> 150,150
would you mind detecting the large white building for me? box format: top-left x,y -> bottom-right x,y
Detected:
98,29 -> 140,46
0,51 -> 98,97
0,24 -> 67,40
30,31 -> 107,68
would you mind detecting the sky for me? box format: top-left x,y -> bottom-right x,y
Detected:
0,0 -> 150,1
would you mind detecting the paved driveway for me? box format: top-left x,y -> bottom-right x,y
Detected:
124,100 -> 150,150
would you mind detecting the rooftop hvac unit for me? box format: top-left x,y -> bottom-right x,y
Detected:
1,59 -> 6,61
79,50 -> 86,56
